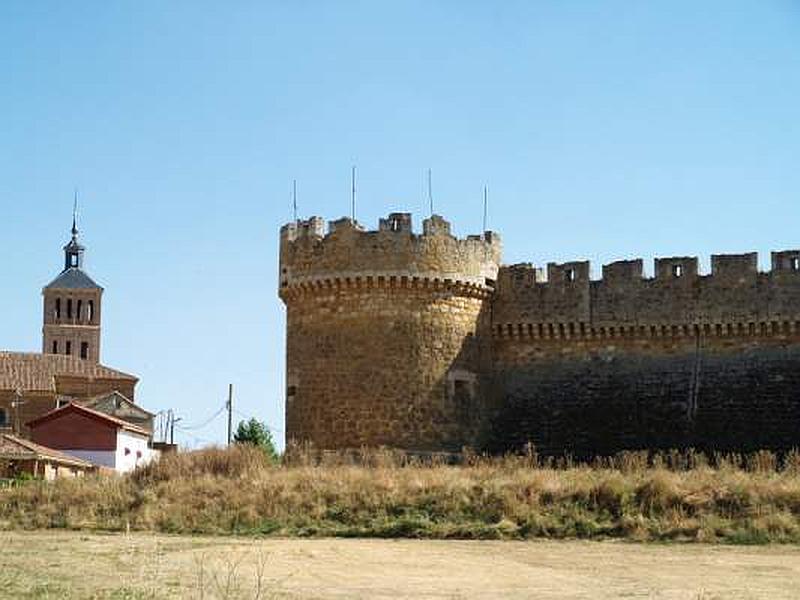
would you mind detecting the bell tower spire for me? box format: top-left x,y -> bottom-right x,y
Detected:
42,194 -> 104,362
64,190 -> 85,271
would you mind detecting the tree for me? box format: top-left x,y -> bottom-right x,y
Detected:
233,418 -> 278,461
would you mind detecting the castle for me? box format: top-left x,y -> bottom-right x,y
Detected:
279,212 -> 800,456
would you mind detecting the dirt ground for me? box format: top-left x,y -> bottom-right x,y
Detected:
1,531 -> 799,599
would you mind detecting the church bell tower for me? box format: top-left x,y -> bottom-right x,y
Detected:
42,206 -> 103,362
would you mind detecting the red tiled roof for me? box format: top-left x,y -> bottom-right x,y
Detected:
26,402 -> 150,437
0,433 -> 94,469
0,351 -> 137,393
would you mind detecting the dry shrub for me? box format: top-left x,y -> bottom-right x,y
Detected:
132,444 -> 272,484
1,446 -> 799,543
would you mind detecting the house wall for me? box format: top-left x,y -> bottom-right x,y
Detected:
63,449 -> 117,469
30,411 -> 116,450
115,430 -> 154,473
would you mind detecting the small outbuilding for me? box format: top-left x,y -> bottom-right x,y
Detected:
26,403 -> 156,473
0,433 -> 93,480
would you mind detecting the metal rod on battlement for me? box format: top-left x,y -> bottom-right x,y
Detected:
483,186 -> 488,233
351,166 -> 356,221
427,169 -> 433,216
292,180 -> 297,221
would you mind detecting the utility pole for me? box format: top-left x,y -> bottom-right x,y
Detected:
226,383 -> 234,446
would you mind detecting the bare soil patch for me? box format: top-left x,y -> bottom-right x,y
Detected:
1,531 -> 799,599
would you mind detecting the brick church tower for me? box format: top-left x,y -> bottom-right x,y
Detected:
41,211 -> 103,362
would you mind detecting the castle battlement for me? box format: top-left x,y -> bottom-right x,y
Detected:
493,249 -> 800,331
499,250 -> 800,287
279,212 -> 501,295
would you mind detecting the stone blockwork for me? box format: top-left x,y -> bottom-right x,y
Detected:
279,213 -> 800,455
490,251 -> 800,455
280,213 -> 500,451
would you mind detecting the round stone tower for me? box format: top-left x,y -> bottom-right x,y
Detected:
279,212 -> 501,451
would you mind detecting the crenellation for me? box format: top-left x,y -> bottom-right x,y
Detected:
602,259 -> 644,281
655,256 -> 699,280
547,261 -> 590,284
711,253 -> 757,278
772,250 -> 800,273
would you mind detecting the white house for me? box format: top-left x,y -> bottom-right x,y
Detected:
26,403 -> 157,473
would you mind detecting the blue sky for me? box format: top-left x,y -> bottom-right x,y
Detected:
2,2 -> 799,449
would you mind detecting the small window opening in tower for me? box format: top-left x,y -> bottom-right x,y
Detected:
71,254 -> 79,267
52,341 -> 58,354
792,257 -> 800,271
0,408 -> 7,427
65,341 -> 72,355
80,342 -> 89,360
67,299 -> 73,319
565,269 -> 576,282
77,300 -> 82,321
452,379 -> 474,406
55,298 -> 61,319
673,264 -> 684,278
287,385 -> 297,400
88,300 -> 94,323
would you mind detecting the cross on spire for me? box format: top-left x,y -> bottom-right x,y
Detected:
71,189 -> 79,238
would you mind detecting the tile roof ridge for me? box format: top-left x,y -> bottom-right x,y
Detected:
26,402 -> 150,436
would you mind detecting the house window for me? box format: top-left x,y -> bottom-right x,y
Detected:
673,264 -> 684,278
88,300 -> 94,323
67,299 -> 73,319
52,341 -> 58,354
792,257 -> 800,271
0,408 -> 7,427
65,341 -> 72,355
80,342 -> 89,359
565,269 -> 576,282
55,298 -> 61,319
77,300 -> 82,321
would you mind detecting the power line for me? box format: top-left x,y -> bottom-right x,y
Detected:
232,408 -> 281,433
179,403 -> 227,431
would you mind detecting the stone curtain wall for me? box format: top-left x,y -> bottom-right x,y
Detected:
490,250 -> 800,456
490,336 -> 800,456
280,214 -> 500,451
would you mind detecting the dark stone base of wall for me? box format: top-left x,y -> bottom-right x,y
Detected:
488,339 -> 800,457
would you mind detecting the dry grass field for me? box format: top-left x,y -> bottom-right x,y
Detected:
1,531 -> 800,599
2,445 -> 800,543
